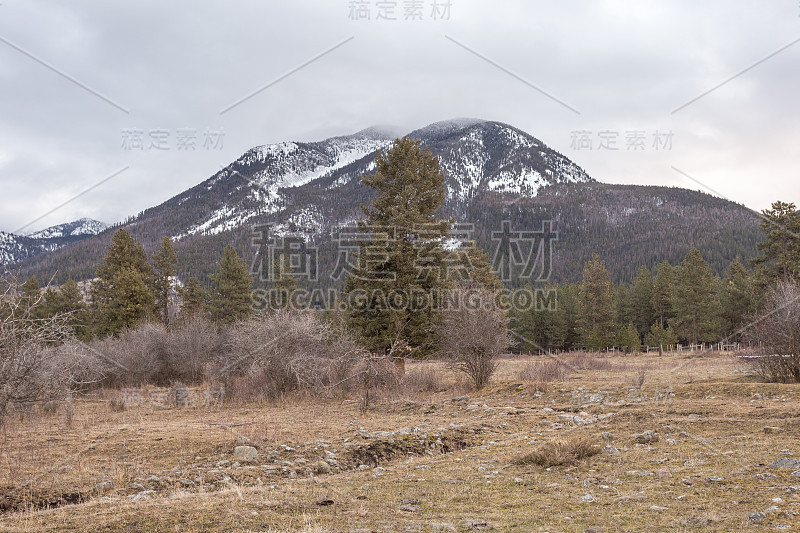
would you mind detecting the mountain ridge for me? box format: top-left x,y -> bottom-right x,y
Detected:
6,119 -> 762,285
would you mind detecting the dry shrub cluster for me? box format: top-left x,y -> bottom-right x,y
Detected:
745,281 -> 800,383
400,365 -> 444,395
0,275 -> 77,427
438,287 -> 510,389
220,310 -> 358,401
513,436 -> 601,468
563,352 -> 619,371
518,358 -> 571,392
74,315 -> 224,388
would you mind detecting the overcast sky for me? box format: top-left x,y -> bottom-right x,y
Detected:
1,0 -> 798,233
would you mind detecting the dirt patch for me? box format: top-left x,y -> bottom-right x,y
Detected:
340,428 -> 477,468
0,487 -> 90,513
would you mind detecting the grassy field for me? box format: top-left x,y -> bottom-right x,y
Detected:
1,353 -> 799,532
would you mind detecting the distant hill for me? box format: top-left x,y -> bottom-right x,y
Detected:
11,120 -> 761,285
0,218 -> 108,267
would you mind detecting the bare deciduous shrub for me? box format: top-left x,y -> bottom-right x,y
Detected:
219,310 -> 356,401
400,365 -> 444,395
746,281 -> 800,383
329,347 -> 401,413
564,352 -> 616,371
0,275 -> 76,427
518,358 -> 571,392
438,288 -> 510,389
513,436 -> 601,468
67,315 -> 223,388
631,367 -> 648,389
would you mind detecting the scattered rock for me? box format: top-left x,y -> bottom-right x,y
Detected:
233,446 -> 258,463
763,427 -> 783,434
792,470 -> 800,478
650,505 -> 668,511
579,494 -> 595,503
687,414 -> 701,420
748,512 -> 766,524
400,498 -> 421,505
96,481 -> 114,492
756,472 -> 778,480
399,504 -> 420,512
604,445 -> 620,454
127,490 -> 154,501
313,460 -> 332,475
602,432 -> 613,441
632,431 -> 659,444
771,458 -> 800,469
706,476 -> 724,483
665,438 -> 677,445
451,395 -> 470,403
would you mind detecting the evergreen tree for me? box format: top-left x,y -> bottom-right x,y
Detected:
269,254 -> 299,310
345,137 -> 450,355
671,248 -> 717,343
615,322 -> 641,353
152,237 -> 178,327
615,283 -> 633,330
651,260 -> 675,328
512,283 -> 558,353
578,254 -> 616,349
718,258 -> 755,339
459,242 -> 504,293
20,277 -> 42,316
181,277 -> 206,318
43,280 -> 90,340
644,322 -> 679,349
630,265 -> 655,338
91,229 -> 156,336
207,244 -> 253,324
752,201 -> 800,283
554,282 -> 582,351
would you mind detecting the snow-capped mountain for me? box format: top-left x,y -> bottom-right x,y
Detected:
167,119 -> 592,241
11,119 -> 762,285
0,218 -> 108,265
26,218 -> 109,240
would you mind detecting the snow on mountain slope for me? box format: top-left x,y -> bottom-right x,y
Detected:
27,218 -> 109,239
0,218 -> 108,265
173,128 -> 395,240
114,119 -> 593,244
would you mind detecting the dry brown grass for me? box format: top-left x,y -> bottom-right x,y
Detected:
1,353 -> 799,532
513,436 -> 601,467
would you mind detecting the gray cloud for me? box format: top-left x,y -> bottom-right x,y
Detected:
0,0 -> 797,232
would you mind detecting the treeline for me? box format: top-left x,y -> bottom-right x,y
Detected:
18,232 -> 258,341
512,200 -> 800,352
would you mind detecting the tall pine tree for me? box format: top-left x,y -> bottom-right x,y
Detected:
630,265 -> 655,338
345,137 -> 450,355
91,229 -> 155,336
651,260 -> 675,328
152,237 -> 178,327
578,254 -> 616,349
671,248 -> 717,344
207,245 -> 253,324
